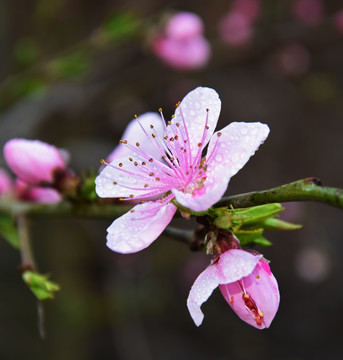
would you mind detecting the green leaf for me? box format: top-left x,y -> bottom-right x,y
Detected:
0,214 -> 20,248
100,12 -> 139,42
258,217 -> 302,231
22,270 -> 60,300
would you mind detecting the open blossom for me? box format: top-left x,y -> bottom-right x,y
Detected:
152,12 -> 211,70
95,87 -> 269,253
3,139 -> 66,185
187,249 -> 280,329
219,12 -> 254,46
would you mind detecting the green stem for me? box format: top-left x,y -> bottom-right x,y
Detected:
214,177 -> 343,210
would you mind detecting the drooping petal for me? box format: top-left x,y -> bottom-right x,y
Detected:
3,139 -> 66,185
187,263 -> 220,326
107,113 -> 165,163
173,122 -> 269,211
95,154 -> 176,200
106,201 -> 177,253
220,260 -> 280,329
169,87 -> 221,160
187,249 -> 261,326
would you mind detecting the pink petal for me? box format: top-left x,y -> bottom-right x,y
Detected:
107,113 -> 165,163
187,264 -> 220,326
187,249 -> 261,326
106,201 -> 177,253
95,154 -> 173,200
170,87 -> 221,159
216,249 -> 262,284
173,122 -> 269,212
220,261 -> 280,329
3,139 -> 66,185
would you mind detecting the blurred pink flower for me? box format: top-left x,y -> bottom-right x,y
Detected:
187,249 -> 280,329
219,11 -> 253,46
96,87 -> 269,253
15,179 -> 62,204
3,139 -> 66,186
334,10 -> 343,34
292,0 -> 324,26
275,42 -> 311,76
0,168 -> 12,196
153,12 -> 211,70
232,0 -> 261,22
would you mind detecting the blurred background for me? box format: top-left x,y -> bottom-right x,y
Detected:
1,0 -> 343,359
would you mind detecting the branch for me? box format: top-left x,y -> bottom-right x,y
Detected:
214,177 -> 343,210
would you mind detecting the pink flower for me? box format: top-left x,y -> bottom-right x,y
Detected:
153,12 -> 211,70
95,87 -> 269,253
0,168 -> 12,196
219,12 -> 254,46
187,249 -> 280,329
15,179 -> 62,204
3,139 -> 66,185
292,0 -> 324,26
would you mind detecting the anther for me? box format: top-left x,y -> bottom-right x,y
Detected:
170,158 -> 174,161
129,194 -> 134,198
171,115 -> 175,119
142,161 -> 146,165
164,136 -> 168,140
113,181 -> 117,185
206,108 -> 209,112
175,122 -> 179,126
217,132 -> 222,137
100,159 -> 105,164
155,177 -> 160,181
134,114 -> 138,119
129,157 -> 133,161
149,158 -> 153,162
256,275 -> 260,279
198,143 -> 202,147
168,121 -> 171,125
119,163 -> 123,167
152,133 -> 156,138
149,173 -> 154,176
230,296 -> 234,303
144,184 -> 148,188
134,162 -> 138,166
158,108 -> 162,113
174,135 -> 178,140
119,197 -> 124,201
176,101 -> 180,107
170,137 -> 174,142
136,142 -> 140,146
150,124 -> 154,129
130,209 -> 135,213
205,125 -> 209,130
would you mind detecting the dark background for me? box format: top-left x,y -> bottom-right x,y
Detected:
1,1 -> 343,359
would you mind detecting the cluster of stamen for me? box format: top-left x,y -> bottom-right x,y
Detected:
101,104 -> 222,203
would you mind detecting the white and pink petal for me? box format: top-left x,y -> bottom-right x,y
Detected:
107,112 -> 165,163
170,87 -> 221,160
106,201 -> 177,253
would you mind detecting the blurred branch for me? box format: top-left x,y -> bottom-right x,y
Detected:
215,177 -> 343,210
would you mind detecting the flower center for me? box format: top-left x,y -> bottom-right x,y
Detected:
102,105 -> 221,202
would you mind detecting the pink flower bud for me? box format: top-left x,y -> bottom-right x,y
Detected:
334,10 -> 343,35
152,12 -> 211,70
0,168 -> 12,196
187,249 -> 280,329
292,0 -> 324,26
3,139 -> 66,186
219,12 -> 253,46
219,260 -> 280,329
165,12 -> 204,40
232,0 -> 261,22
15,179 -> 62,204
